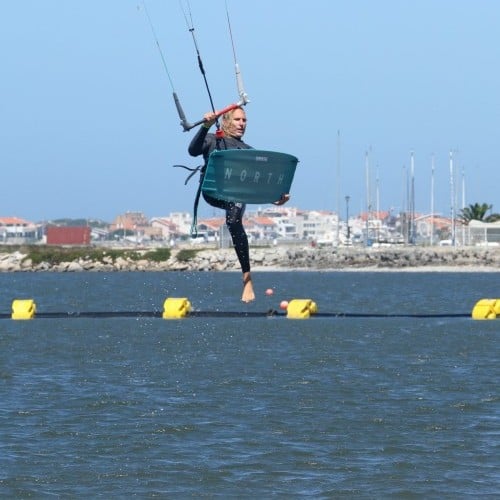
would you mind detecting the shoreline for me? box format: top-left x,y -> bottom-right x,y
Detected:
251,265 -> 500,273
2,245 -> 500,273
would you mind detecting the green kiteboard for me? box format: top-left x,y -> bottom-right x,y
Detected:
201,149 -> 298,204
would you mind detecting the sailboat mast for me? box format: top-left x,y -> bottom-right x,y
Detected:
430,154 -> 435,246
402,164 -> 408,244
449,150 -> 456,246
461,167 -> 466,245
336,130 -> 341,245
365,150 -> 370,245
410,151 -> 415,244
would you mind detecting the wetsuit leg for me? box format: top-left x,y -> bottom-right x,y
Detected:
225,202 -> 250,273
202,193 -> 250,273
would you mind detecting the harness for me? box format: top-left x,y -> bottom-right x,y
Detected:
174,133 -> 226,237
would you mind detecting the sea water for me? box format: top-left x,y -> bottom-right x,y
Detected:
0,271 -> 499,497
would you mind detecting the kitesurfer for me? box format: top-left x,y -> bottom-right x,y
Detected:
188,106 -> 290,302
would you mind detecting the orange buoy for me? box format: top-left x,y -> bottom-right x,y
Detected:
265,288 -> 274,296
279,300 -> 289,310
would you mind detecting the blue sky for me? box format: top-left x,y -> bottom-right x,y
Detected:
2,0 -> 499,222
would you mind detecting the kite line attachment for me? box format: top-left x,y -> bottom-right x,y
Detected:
141,0 -> 249,132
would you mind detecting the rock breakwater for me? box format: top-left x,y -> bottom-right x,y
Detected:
2,245 -> 500,272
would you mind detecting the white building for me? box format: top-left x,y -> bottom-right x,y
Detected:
467,220 -> 500,246
293,210 -> 338,244
0,217 -> 41,244
150,212 -> 193,241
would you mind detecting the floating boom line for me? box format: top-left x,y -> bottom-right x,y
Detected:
0,310 -> 472,320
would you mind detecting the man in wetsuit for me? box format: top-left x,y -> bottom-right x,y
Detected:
188,106 -> 289,302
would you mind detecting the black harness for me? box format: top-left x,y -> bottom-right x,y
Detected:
174,135 -> 226,236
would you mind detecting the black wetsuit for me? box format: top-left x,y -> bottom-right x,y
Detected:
188,126 -> 252,273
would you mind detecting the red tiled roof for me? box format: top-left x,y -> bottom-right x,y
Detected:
358,211 -> 390,222
0,216 -> 33,226
249,216 -> 276,226
197,218 -> 225,230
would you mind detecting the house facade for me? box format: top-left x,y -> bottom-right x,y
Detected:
0,217 -> 41,244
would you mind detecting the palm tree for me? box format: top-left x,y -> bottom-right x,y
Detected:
486,212 -> 500,222
459,202 -> 500,223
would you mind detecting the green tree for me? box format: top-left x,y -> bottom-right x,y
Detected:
486,212 -> 500,222
459,202 -> 500,224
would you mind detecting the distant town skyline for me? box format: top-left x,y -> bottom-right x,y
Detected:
2,1 -> 499,221
0,200 -> 462,227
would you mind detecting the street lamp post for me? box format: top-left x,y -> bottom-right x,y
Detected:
345,195 -> 350,243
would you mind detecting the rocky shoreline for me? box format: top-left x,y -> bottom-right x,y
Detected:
2,245 -> 500,272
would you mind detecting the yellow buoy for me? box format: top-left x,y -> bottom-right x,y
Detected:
471,298 -> 500,320
162,297 -> 191,319
11,299 -> 37,320
286,299 -> 318,319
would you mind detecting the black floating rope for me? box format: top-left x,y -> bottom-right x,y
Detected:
0,310 -> 471,320
316,312 -> 471,319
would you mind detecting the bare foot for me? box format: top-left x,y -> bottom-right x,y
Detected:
242,273 -> 255,303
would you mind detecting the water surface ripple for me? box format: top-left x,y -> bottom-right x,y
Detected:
1,271 -> 499,497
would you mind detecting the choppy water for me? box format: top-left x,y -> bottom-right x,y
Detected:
0,271 -> 499,497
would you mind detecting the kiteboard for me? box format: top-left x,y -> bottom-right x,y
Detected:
201,149 -> 298,204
